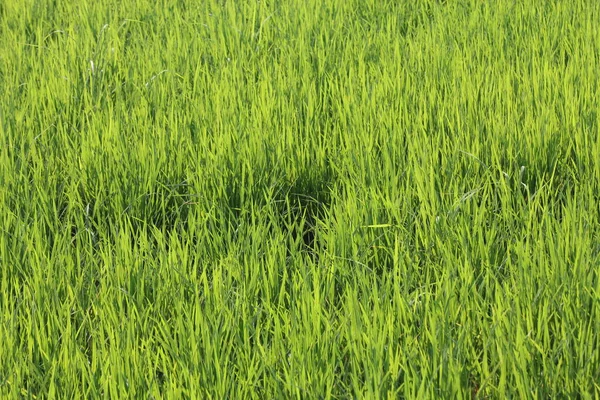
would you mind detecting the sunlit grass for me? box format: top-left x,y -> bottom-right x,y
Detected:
1,0 -> 599,398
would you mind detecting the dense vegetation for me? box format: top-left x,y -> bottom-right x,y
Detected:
1,0 -> 599,397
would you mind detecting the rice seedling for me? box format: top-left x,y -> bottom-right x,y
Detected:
1,0 -> 599,398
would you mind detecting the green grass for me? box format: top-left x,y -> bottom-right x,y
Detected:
1,0 -> 599,398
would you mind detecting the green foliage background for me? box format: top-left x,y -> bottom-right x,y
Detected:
1,0 -> 599,397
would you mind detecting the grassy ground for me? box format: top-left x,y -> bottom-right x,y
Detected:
1,0 -> 599,398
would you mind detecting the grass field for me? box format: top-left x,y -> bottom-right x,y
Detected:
1,0 -> 599,398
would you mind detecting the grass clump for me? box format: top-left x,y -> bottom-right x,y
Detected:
1,0 -> 599,398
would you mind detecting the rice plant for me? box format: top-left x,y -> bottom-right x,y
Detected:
1,0 -> 599,398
